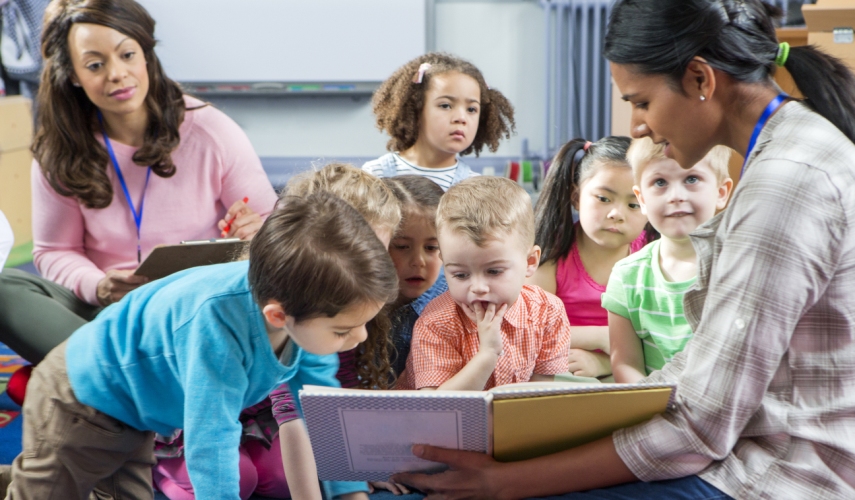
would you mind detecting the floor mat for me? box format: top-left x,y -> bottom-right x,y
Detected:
0,404 -> 21,465
0,342 -> 24,465
0,342 -> 26,396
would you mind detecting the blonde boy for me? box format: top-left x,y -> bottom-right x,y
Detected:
605,138 -> 733,383
398,177 -> 571,390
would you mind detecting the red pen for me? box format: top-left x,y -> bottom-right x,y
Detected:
221,197 -> 249,237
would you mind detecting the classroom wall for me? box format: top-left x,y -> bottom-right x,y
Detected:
204,0 -> 545,161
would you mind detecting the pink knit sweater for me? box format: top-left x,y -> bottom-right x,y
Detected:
32,96 -> 277,304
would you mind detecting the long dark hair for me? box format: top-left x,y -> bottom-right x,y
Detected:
34,0 -> 187,209
535,136 -> 657,265
604,0 -> 855,143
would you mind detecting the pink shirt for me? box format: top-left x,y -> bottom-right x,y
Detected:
554,230 -> 648,326
32,96 -> 278,304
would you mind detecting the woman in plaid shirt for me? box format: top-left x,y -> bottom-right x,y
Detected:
382,1 -> 855,498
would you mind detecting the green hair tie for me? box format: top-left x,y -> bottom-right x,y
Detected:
775,42 -> 790,67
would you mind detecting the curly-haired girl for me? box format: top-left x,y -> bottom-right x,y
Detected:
362,52 -> 516,191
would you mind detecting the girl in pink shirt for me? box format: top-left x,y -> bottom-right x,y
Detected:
528,137 -> 654,378
0,1 -> 276,371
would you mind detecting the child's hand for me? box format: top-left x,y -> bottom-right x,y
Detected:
369,480 -> 411,495
461,301 -> 508,357
567,348 -> 612,378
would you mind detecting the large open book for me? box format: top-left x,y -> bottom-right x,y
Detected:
300,381 -> 675,481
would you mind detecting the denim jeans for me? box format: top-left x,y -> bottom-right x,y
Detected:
368,475 -> 731,500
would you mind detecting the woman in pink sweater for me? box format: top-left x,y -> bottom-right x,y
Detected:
0,0 -> 277,366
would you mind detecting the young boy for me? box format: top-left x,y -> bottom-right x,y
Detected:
398,176 -> 571,391
3,192 -> 397,500
604,138 -> 733,383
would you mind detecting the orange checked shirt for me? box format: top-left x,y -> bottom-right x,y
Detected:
397,285 -> 571,390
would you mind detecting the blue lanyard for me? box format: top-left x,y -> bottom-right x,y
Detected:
741,93 -> 788,178
96,111 -> 151,263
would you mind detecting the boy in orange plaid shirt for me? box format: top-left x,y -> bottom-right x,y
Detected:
397,177 -> 571,390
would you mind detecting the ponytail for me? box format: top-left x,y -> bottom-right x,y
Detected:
535,136 -> 632,264
784,46 -> 855,143
535,139 -> 586,264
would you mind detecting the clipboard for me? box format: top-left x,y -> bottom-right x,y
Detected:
134,238 -> 249,280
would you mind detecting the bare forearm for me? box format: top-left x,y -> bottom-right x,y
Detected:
437,351 -> 499,391
279,419 -> 323,500
611,364 -> 646,384
498,436 -> 638,499
570,326 -> 610,352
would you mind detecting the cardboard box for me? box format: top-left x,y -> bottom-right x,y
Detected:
0,96 -> 34,245
803,0 -> 855,72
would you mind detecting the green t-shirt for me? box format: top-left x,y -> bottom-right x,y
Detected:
601,240 -> 696,374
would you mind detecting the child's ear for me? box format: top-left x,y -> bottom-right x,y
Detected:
716,177 -> 734,211
632,186 -> 648,215
570,187 -> 581,211
525,244 -> 541,277
262,300 -> 289,329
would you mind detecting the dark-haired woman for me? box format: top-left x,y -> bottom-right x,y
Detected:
382,1 -> 855,498
0,0 -> 277,366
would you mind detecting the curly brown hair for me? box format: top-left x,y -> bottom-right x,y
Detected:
34,0 -> 188,209
372,52 -> 516,156
354,306 -> 396,389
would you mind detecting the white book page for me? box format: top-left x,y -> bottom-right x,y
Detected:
340,409 -> 462,473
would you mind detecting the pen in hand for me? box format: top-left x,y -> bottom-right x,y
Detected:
221,197 -> 249,238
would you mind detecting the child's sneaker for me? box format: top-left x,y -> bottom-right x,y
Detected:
6,364 -> 33,407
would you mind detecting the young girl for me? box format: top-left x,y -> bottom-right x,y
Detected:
382,175 -> 447,377
153,163 -> 401,500
5,192 -> 398,500
362,52 -> 516,191
528,137 -> 653,379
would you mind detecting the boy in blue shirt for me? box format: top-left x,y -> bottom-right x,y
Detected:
4,192 -> 397,500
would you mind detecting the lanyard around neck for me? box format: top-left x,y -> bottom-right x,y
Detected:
741,93 -> 788,178
96,111 -> 151,263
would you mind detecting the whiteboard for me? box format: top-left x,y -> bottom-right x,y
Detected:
137,0 -> 426,83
